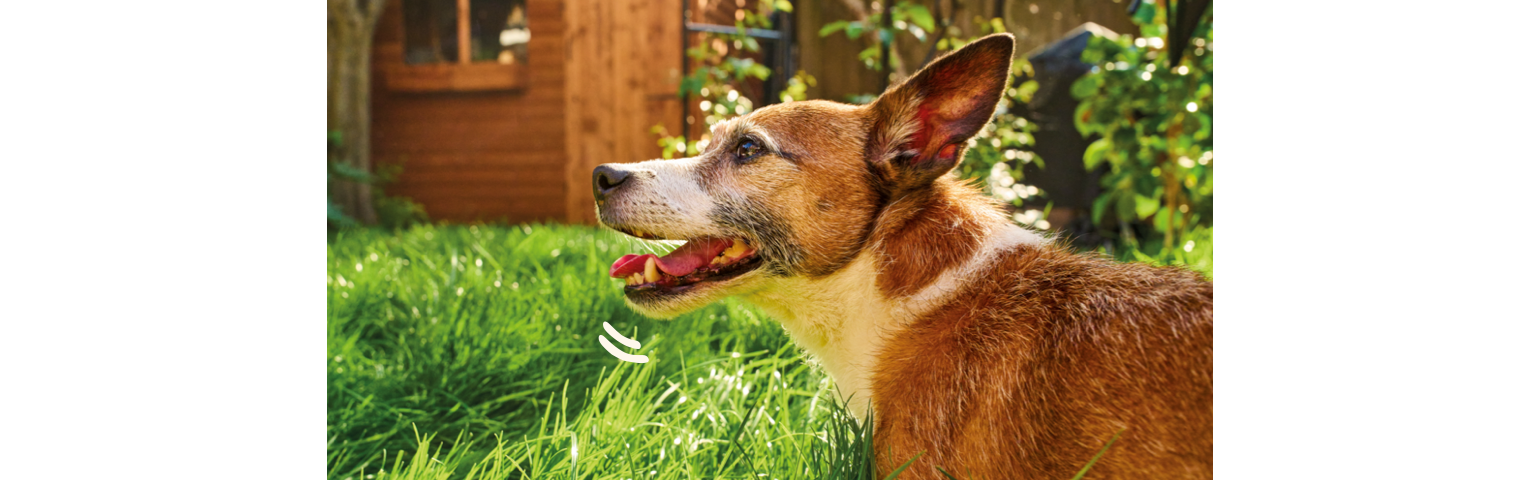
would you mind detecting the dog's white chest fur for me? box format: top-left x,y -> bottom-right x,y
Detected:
741,224 -> 1043,420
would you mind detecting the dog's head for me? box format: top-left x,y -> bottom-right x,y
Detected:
594,34 -> 1015,318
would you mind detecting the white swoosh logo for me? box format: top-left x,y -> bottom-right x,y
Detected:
599,321 -> 648,363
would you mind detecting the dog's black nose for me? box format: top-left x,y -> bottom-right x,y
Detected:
592,164 -> 631,201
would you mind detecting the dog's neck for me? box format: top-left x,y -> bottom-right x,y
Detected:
741,182 -> 1045,420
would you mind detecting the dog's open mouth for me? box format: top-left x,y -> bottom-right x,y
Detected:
609,237 -> 762,298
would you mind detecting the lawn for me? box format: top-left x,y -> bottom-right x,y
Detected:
327,224 -> 1211,479
328,224 -> 878,480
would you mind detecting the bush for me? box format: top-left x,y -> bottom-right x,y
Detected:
1072,2 -> 1213,264
328,131 -> 429,230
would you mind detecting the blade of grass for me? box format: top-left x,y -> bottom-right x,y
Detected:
936,465 -> 960,480
883,450 -> 925,480
1070,429 -> 1124,480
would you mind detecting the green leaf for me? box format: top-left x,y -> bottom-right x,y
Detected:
1132,2 -> 1156,26
1117,193 -> 1137,220
903,4 -> 935,32
773,0 -> 793,12
858,45 -> 881,62
1083,137 -> 1111,170
1070,75 -> 1101,100
818,20 -> 848,37
330,162 -> 372,183
678,75 -> 703,98
748,64 -> 772,80
1073,102 -> 1096,137
1135,194 -> 1160,218
1091,193 -> 1112,224
1191,111 -> 1212,140
1014,79 -> 1039,103
845,21 -> 867,39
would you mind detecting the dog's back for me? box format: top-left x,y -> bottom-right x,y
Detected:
872,242 -> 1213,478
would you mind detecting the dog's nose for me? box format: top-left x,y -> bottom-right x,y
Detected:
592,164 -> 632,201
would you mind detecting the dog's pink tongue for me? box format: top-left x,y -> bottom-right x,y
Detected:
609,238 -> 733,278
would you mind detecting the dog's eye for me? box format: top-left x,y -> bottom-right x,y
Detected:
734,138 -> 764,161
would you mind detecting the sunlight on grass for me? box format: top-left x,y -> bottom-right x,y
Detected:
329,224 -> 876,479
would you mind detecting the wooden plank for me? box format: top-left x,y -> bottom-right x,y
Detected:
392,168 -> 566,186
414,197 -> 567,219
456,0 -> 470,64
524,0 -> 561,18
373,99 -> 564,122
564,0 -> 613,223
373,123 -> 566,152
376,151 -> 570,168
382,62 -> 529,92
390,184 -> 566,199
413,197 -> 566,210
421,200 -> 566,213
564,0 -> 684,224
418,203 -> 567,223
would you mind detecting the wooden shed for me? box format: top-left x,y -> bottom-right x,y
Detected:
369,0 -> 685,224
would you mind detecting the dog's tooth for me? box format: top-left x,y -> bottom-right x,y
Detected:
644,257 -> 661,283
722,238 -> 748,258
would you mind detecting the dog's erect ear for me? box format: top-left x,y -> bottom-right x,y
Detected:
866,33 -> 1014,192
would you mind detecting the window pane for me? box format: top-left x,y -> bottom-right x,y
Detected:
471,0 -> 528,65
402,0 -> 458,65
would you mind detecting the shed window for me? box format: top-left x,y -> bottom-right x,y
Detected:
388,0 -> 530,92
402,0 -> 528,65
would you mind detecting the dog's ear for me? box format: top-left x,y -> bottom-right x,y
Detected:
866,33 -> 1014,192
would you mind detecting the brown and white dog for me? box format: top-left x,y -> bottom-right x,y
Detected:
593,34 -> 1212,479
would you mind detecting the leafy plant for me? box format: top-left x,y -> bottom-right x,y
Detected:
654,0 -> 798,159
816,0 -> 935,72
1073,2 -> 1213,261
328,130 -> 429,230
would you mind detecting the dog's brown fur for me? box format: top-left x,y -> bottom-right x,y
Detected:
869,196 -> 1212,478
593,33 -> 1212,479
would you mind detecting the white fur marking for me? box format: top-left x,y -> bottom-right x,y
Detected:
897,224 -> 1044,319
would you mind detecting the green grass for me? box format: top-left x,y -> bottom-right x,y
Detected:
328,223 -> 1213,479
328,224 -> 883,480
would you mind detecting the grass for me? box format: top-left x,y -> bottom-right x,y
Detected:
328,223 -> 1213,479
328,224 -> 883,480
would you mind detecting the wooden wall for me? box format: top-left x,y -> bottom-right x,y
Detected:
563,0 -> 684,224
371,0 -> 567,222
370,0 -> 683,224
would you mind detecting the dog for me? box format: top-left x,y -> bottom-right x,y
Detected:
592,33 -> 1212,479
